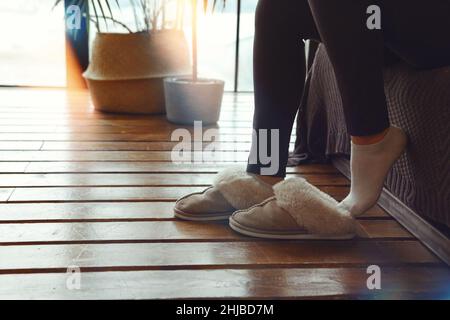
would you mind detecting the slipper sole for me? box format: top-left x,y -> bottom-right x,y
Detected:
174,207 -> 233,221
229,217 -> 355,240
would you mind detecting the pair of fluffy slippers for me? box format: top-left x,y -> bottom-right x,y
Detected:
175,168 -> 356,240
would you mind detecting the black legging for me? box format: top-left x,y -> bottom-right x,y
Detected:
247,0 -> 450,177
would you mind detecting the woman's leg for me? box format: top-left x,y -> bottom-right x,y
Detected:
247,0 -> 320,179
228,0 -> 450,237
307,0 -> 449,216
173,0 -> 320,222
307,0 -> 390,137
306,0 -> 450,137
307,0 -> 403,216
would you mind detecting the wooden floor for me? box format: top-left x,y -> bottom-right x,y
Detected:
0,88 -> 448,299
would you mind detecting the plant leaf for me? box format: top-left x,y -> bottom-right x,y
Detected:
104,0 -> 114,19
90,0 -> 101,32
96,0 -> 109,31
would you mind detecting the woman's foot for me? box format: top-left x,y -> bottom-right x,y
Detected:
174,168 -> 274,221
338,126 -> 408,216
229,177 -> 355,239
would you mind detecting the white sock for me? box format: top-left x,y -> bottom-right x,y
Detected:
338,126 -> 407,216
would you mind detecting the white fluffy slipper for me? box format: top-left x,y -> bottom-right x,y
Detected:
174,167 -> 274,221
229,177 -> 356,239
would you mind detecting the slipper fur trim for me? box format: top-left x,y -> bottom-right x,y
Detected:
213,168 -> 274,210
273,178 -> 355,235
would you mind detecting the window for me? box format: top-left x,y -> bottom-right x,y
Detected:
237,0 -> 257,92
1,0 -> 256,92
196,0 -> 238,91
0,0 -> 66,86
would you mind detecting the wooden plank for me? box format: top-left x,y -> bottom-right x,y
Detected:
374,241 -> 441,265
0,97 -> 253,107
0,221 -> 243,244
0,104 -> 250,114
0,173 -> 218,188
0,241 -> 440,272
0,150 -> 250,162
0,111 -> 252,119
0,173 -> 349,188
41,140 -> 292,151
7,186 -> 205,202
1,140 -> 295,152
0,220 -> 412,244
0,92 -> 250,110
0,133 -> 255,142
357,220 -> 413,239
0,125 -> 252,134
0,142 -> 42,150
0,112 -> 253,121
0,101 -> 253,111
24,162 -> 337,174
0,162 -> 29,173
40,141 -> 257,151
0,189 -> 13,202
0,201 -> 387,222
0,124 -> 255,135
0,128 -> 254,138
0,267 -> 448,299
0,115 -> 254,125
0,202 -> 177,221
6,186 -> 349,202
0,109 -> 254,117
0,117 -> 255,127
360,206 -> 390,219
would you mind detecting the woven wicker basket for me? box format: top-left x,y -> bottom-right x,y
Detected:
83,30 -> 190,114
